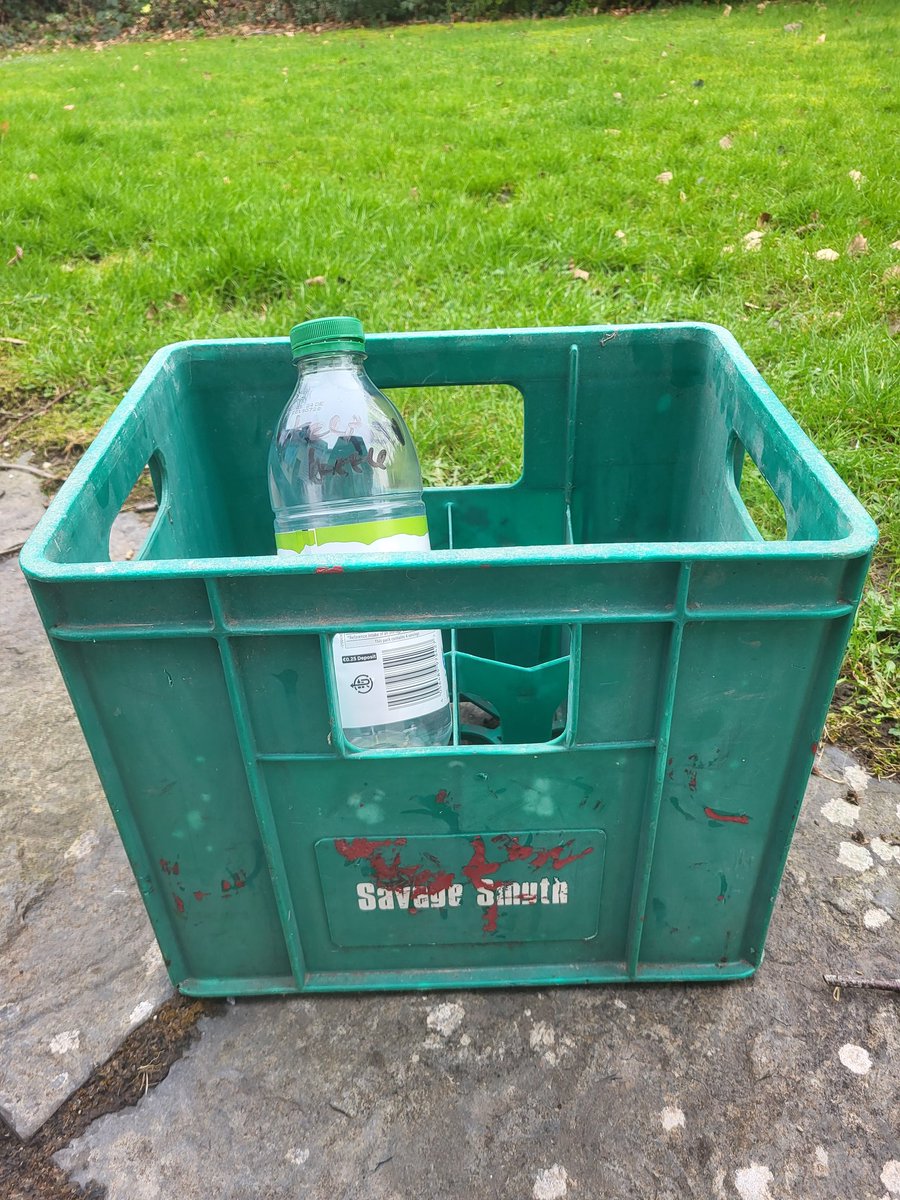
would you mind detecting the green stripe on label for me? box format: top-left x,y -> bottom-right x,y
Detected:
275,515 -> 428,553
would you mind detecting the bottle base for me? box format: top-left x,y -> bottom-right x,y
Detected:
343,706 -> 453,750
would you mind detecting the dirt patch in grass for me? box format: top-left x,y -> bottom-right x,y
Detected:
830,681 -> 899,779
0,994 -> 221,1200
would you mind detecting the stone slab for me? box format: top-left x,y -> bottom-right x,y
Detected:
0,475 -> 172,1137
56,749 -> 899,1200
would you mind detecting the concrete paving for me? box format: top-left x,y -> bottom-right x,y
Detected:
2,467 -> 898,1197
53,755 -> 900,1200
0,470 -> 171,1137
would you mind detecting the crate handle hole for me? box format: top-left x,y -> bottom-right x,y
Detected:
385,385 -> 524,488
108,452 -> 166,562
731,438 -> 789,540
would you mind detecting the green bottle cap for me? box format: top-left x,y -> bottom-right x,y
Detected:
289,316 -> 365,360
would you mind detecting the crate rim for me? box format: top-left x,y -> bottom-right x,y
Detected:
19,321 -> 878,583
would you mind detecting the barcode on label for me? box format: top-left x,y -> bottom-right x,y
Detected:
382,638 -> 443,712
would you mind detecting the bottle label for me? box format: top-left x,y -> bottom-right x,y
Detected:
332,629 -> 449,727
276,515 -> 449,728
275,515 -> 429,557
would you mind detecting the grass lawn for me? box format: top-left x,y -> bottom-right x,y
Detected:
1,0 -> 898,768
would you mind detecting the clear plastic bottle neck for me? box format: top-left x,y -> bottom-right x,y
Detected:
295,350 -> 368,376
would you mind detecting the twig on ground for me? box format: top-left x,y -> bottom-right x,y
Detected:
824,973 -> 900,993
0,461 -> 63,481
0,387 -> 73,441
328,1100 -> 356,1118
811,764 -> 845,784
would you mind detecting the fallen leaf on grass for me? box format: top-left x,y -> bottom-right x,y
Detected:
0,336 -> 27,345
568,261 -> 590,281
656,171 -> 673,185
883,265 -> 900,282
6,246 -> 23,266
815,248 -> 840,261
305,275 -> 327,286
886,313 -> 900,337
816,33 -> 826,43
613,91 -> 623,100
679,190 -> 687,202
614,230 -> 627,241
145,303 -> 159,320
62,104 -> 75,111
723,4 -> 732,15
757,212 -> 773,227
742,230 -> 765,252
784,22 -> 803,33
756,1 -> 767,10
847,234 -> 868,257
27,173 -> 38,181
0,121 -> 8,136
167,292 -> 188,308
889,240 -> 900,251
848,169 -> 864,187
722,245 -> 734,255
719,135 -> 733,150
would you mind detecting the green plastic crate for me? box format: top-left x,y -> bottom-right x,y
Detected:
20,324 -> 876,996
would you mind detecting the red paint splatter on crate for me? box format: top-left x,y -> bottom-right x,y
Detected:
315,565 -> 344,574
435,789 -> 449,805
234,872 -> 246,889
193,890 -> 210,902
704,807 -> 750,825
717,894 -> 726,903
492,834 -> 592,870
811,742 -> 819,755
335,836 -> 454,901
463,837 -> 503,933
462,837 -> 501,891
530,842 -> 594,871
173,894 -> 185,913
492,834 -> 535,862
221,879 -> 231,892
335,837 -> 404,863
494,835 -> 535,864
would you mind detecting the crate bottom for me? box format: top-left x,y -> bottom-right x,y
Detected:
177,959 -> 760,997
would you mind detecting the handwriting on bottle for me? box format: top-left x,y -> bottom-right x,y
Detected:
308,445 -> 387,481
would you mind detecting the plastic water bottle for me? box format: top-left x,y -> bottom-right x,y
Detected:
268,316 -> 452,750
